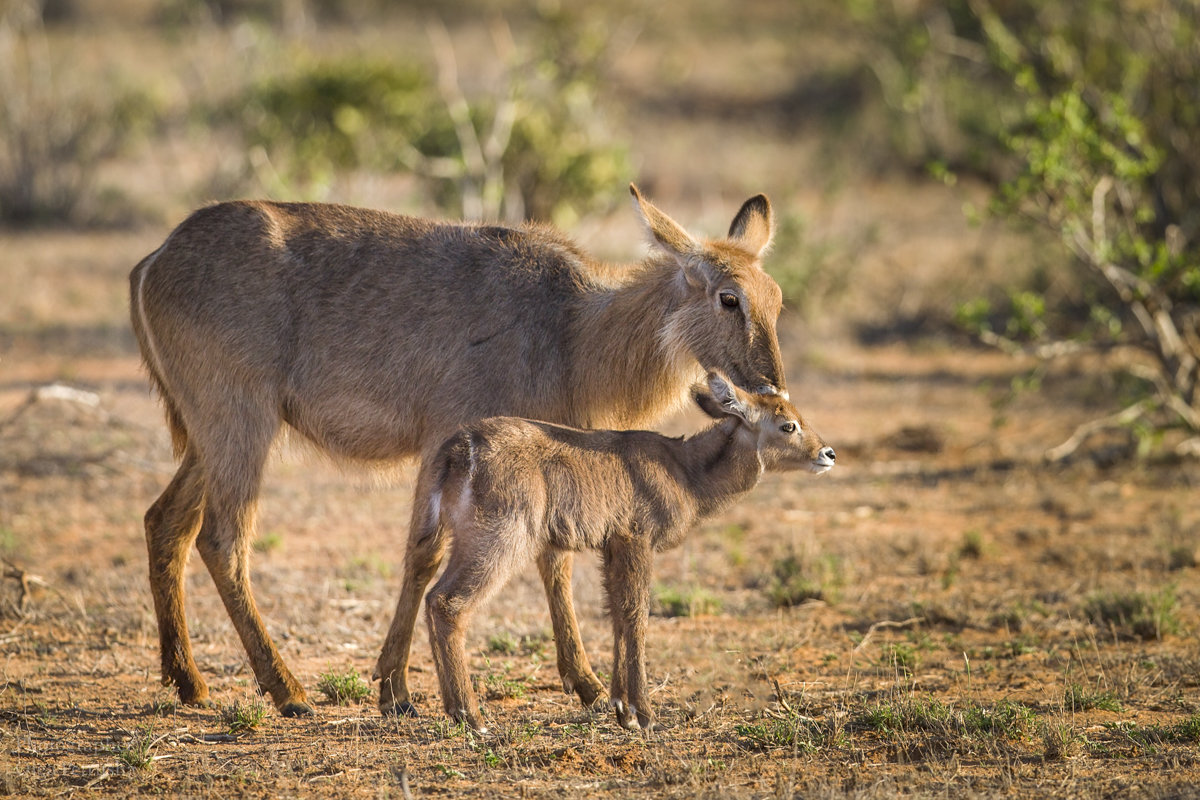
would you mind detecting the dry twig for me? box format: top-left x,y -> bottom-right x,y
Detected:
852,617 -> 923,655
2,557 -> 49,613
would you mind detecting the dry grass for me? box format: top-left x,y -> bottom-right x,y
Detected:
3,336 -> 1198,798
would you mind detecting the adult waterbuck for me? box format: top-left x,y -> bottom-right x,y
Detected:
379,372 -> 834,732
130,184 -> 788,717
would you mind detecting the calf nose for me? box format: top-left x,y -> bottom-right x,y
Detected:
818,446 -> 836,464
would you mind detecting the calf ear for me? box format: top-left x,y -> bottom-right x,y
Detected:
693,382 -> 727,420
728,194 -> 773,257
705,372 -> 752,423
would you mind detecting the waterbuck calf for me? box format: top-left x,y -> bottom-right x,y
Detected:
131,185 -> 790,717
376,372 -> 835,732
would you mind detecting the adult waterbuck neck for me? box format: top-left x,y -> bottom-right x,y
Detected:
130,184 -> 788,717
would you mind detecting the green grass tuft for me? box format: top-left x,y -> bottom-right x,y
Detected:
113,725 -> 158,771
221,698 -> 268,735
1084,586 -> 1181,640
316,667 -> 372,705
653,583 -> 723,617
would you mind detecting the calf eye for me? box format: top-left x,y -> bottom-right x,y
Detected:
780,421 -> 797,434
719,292 -> 740,309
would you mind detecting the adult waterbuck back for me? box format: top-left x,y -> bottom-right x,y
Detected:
131,184 -> 788,717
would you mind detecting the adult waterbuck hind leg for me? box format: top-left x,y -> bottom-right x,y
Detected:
143,447 -> 208,705
132,244 -> 312,714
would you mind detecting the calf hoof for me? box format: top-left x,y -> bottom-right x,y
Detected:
612,699 -> 657,732
570,676 -> 607,709
382,700 -> 420,718
280,701 -> 315,717
451,709 -> 488,735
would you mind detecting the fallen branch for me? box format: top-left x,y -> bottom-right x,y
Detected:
0,383 -> 102,434
2,557 -> 49,613
1044,400 -> 1150,462
852,617 -> 923,655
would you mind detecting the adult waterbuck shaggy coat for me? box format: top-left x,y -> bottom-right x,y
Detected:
379,372 -> 835,732
131,184 -> 789,717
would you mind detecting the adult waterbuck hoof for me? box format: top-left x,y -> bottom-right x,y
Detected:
279,701 -> 315,717
176,689 -> 212,708
381,700 -> 420,718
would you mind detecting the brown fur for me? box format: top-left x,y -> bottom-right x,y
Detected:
375,373 -> 835,731
130,184 -> 788,715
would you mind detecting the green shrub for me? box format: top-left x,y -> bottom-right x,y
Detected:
838,0 -> 1200,455
231,10 -> 628,221
237,57 -> 444,192
766,552 -> 842,608
858,696 -> 1036,741
220,698 -> 268,734
653,583 -> 722,618
1065,684 -> 1122,712
0,12 -> 163,225
735,711 -> 841,752
316,667 -> 372,705
113,725 -> 159,771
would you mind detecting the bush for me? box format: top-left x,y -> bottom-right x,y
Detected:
0,5 -> 161,225
844,0 -> 1200,456
984,1 -> 1200,457
316,667 -> 372,705
231,10 -> 628,222
765,552 -> 842,608
237,57 -> 445,194
653,583 -> 722,618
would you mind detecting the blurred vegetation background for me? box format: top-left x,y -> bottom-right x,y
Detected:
0,0 -> 1197,457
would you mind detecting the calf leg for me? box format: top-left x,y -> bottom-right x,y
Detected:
604,536 -> 655,731
537,548 -> 605,708
425,518 -> 525,733
375,485 -> 447,717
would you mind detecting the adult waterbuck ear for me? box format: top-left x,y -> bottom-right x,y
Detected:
727,194 -> 773,257
630,184 -> 699,259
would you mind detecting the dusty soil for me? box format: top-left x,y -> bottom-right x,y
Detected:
2,4 -> 1199,798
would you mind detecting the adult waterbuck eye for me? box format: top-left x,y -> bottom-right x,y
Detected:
780,421 -> 797,434
719,292 -> 740,309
